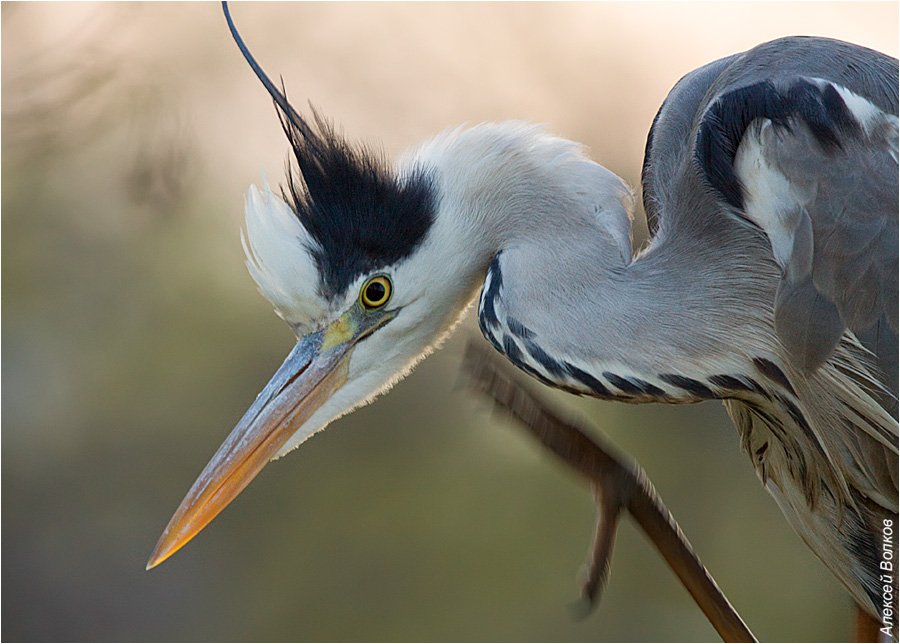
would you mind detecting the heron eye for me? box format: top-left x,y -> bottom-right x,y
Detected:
360,275 -> 392,309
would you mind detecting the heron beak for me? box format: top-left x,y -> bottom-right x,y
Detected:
146,307 -> 393,570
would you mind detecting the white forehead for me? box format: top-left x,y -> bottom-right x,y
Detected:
241,183 -> 332,327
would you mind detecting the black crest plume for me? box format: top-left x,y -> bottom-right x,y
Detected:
222,2 -> 435,297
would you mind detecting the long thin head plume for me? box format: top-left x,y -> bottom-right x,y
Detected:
222,1 -> 313,142
222,2 -> 435,299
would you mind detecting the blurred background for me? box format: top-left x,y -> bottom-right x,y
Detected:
3,2 -> 896,641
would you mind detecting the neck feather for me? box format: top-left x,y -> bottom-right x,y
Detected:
404,122 -> 784,405
403,121 -> 635,276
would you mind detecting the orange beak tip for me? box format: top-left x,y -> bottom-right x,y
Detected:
145,549 -> 166,571
145,332 -> 355,575
145,535 -> 176,571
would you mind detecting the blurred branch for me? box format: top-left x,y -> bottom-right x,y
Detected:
462,341 -> 756,643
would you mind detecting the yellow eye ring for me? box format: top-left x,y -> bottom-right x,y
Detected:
360,275 -> 392,309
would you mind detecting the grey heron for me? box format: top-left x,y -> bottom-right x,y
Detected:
149,2 -> 898,636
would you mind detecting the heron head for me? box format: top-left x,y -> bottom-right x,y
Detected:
146,23 -> 488,567
148,3 -> 636,570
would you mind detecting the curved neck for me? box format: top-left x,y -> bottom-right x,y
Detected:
407,121 -> 636,283
406,122 -> 781,403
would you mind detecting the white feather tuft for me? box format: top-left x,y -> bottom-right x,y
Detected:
241,182 -> 325,326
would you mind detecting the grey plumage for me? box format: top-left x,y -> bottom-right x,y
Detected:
158,13 -> 898,630
658,37 -> 898,379
481,36 -> 898,615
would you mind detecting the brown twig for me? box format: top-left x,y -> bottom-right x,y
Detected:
462,341 -> 756,643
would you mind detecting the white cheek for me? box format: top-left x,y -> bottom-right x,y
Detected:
272,294 -> 477,461
271,330 -> 419,460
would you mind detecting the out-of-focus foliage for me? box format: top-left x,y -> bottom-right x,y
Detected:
3,3 -> 896,641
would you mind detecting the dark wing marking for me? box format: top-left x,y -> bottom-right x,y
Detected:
696,79 -> 862,213
696,77 -> 898,374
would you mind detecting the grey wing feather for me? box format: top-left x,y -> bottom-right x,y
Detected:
641,54 -> 739,236
639,37 -> 898,617
755,112 -> 900,374
656,37 -> 900,378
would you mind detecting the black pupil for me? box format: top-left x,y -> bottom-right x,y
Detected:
365,281 -> 386,304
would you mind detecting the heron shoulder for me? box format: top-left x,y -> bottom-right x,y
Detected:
643,36 -> 897,236
643,36 -> 898,376
714,77 -> 898,373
